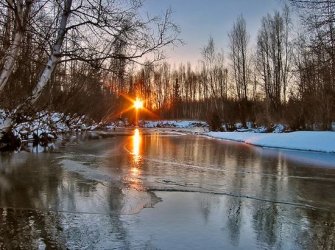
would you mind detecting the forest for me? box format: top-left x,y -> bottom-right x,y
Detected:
0,0 -> 335,133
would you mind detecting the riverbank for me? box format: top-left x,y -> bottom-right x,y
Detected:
2,114 -> 335,154
205,131 -> 335,153
133,120 -> 335,153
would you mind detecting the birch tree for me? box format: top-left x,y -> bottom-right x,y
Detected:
26,0 -> 72,104
25,0 -> 178,105
0,0 -> 34,92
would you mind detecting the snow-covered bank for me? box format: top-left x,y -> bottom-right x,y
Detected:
143,120 -> 208,129
206,131 -> 335,153
0,110 -> 98,151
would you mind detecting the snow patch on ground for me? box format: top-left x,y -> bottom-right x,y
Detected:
206,131 -> 335,153
143,120 -> 208,129
0,109 -> 97,150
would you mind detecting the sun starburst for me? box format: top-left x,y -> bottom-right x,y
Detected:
134,98 -> 143,109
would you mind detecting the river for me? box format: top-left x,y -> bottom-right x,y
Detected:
0,128 -> 335,249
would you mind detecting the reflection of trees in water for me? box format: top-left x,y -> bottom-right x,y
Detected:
247,151 -> 335,249
160,136 -> 335,249
226,198 -> 242,246
252,203 -> 279,248
106,186 -> 131,249
124,135 -> 335,249
250,201 -> 335,249
0,153 -> 64,209
199,195 -> 211,223
302,210 -> 335,250
0,151 -> 121,248
0,149 -> 140,248
0,136 -> 158,248
248,152 -> 283,249
219,143 -> 253,246
0,208 -> 66,249
197,193 -> 220,224
0,153 -> 69,247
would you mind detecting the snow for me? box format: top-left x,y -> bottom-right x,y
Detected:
235,122 -> 243,129
143,120 -> 208,128
206,131 -> 335,153
0,109 -> 97,146
272,124 -> 286,133
0,109 -> 10,131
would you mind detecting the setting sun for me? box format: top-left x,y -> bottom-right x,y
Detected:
134,98 -> 143,110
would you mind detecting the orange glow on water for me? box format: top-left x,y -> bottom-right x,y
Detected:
131,167 -> 140,176
128,128 -> 144,191
132,128 -> 141,163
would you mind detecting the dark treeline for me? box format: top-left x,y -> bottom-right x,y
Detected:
124,1 -> 335,130
0,0 -> 334,130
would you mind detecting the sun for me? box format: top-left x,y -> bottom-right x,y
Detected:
134,98 -> 143,109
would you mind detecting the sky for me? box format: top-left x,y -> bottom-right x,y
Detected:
141,0 -> 287,65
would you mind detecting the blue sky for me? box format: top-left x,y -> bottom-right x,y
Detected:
141,0 -> 287,65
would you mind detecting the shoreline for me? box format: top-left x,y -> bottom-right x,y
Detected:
204,131 -> 335,154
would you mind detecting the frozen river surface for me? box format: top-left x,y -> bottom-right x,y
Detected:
0,129 -> 335,249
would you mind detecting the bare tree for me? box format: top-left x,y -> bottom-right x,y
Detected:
3,0 -> 176,109
27,0 -> 72,104
257,7 -> 291,112
229,15 -> 250,101
289,0 -> 335,128
200,36 -> 226,112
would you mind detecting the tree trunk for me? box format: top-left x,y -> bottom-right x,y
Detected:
28,0 -> 72,105
0,0 -> 33,92
0,31 -> 23,92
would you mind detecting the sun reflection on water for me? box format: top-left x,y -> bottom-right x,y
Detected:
128,128 -> 144,190
132,128 -> 141,163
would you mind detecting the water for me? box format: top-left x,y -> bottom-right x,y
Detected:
0,129 -> 335,249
